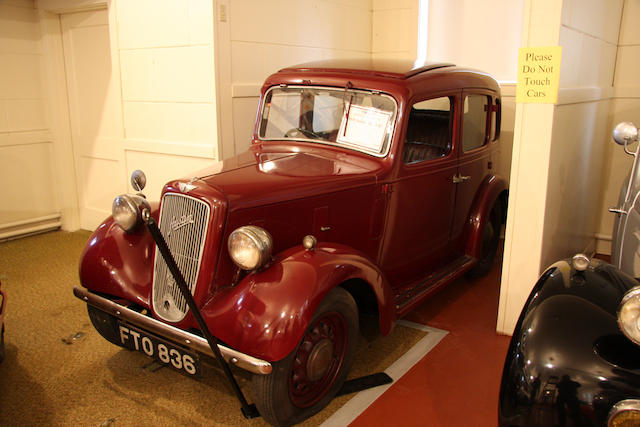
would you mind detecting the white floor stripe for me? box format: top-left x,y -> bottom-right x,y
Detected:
319,320 -> 449,427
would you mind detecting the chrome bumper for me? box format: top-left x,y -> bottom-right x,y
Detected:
73,286 -> 272,375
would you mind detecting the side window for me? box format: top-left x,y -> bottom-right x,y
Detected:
403,96 -> 453,164
462,95 -> 489,152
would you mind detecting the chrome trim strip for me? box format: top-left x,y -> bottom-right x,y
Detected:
73,286 -> 272,375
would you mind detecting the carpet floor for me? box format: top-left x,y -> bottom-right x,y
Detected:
0,231 -> 442,426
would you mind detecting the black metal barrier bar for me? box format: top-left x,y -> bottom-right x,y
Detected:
143,213 -> 260,419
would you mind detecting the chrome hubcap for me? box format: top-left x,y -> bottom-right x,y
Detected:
306,338 -> 333,381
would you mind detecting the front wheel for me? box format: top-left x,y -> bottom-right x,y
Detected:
252,287 -> 359,426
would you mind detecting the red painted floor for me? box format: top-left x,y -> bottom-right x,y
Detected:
351,248 -> 511,426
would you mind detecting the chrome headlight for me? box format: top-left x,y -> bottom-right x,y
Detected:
608,399 -> 640,426
228,226 -> 273,271
618,286 -> 640,345
112,194 -> 150,233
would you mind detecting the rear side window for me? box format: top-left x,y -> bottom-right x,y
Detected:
403,96 -> 453,164
462,95 -> 489,152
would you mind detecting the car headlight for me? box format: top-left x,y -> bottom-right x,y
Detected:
608,400 -> 640,426
618,286 -> 640,345
228,226 -> 273,271
112,194 -> 150,233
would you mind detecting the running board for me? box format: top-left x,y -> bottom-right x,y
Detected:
394,256 -> 474,317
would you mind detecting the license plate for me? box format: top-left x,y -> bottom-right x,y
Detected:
118,323 -> 201,377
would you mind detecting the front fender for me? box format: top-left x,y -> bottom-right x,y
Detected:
464,174 -> 508,259
499,259 -> 640,426
200,243 -> 395,362
79,207 -> 159,308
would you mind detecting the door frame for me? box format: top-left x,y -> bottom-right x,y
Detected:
38,0 -> 117,231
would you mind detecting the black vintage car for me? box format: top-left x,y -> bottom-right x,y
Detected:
499,122 -> 640,426
499,255 -> 640,426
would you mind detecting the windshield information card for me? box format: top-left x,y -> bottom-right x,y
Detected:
337,105 -> 392,153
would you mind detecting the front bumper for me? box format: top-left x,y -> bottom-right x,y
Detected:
73,286 -> 272,375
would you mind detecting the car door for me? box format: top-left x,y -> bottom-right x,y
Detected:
451,90 -> 498,254
380,94 -> 459,287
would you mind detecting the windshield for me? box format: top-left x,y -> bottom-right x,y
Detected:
258,86 -> 397,156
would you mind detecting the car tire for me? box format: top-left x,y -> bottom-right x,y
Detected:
87,305 -> 126,348
467,200 -> 503,278
252,287 -> 359,426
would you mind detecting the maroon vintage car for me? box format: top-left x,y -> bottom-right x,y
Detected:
74,59 -> 506,425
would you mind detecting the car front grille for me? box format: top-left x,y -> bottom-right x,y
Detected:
152,193 -> 211,323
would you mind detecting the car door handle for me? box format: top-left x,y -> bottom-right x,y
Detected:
609,207 -> 628,215
452,175 -> 471,184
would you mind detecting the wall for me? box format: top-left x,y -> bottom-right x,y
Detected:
0,0 -> 60,239
115,0 -> 218,201
35,0 -> 218,232
216,0 -> 373,159
371,0 -> 418,60
540,0 -> 620,266
424,0 -> 523,185
596,0 -> 640,254
498,0 -> 623,335
426,0 -> 523,82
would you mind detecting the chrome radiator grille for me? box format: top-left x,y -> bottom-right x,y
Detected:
152,193 -> 211,322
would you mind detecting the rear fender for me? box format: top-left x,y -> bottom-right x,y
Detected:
200,243 -> 396,362
464,175 -> 508,259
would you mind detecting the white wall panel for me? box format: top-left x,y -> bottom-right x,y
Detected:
561,0 -> 623,45
125,151 -> 214,202
619,0 -> 640,45
614,45 -> 640,87
593,0 -> 640,252
0,1 -> 58,236
116,0 -> 190,49
372,8 -> 416,57
0,143 -> 58,224
427,0 -> 524,81
78,156 -> 120,219
221,0 -> 373,158
498,85 -> 516,186
6,100 -> 47,131
597,97 -> 640,253
229,0 -> 371,52
541,100 -> 611,268
559,26 -> 617,89
232,97 -> 259,154
120,46 -> 215,103
0,4 -> 41,54
499,0 -> 624,334
123,102 -> 217,145
0,53 -> 45,99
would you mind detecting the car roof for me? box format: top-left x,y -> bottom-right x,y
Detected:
278,59 -> 456,80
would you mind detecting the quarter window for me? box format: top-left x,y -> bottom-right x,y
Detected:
403,96 -> 453,164
462,95 -> 489,152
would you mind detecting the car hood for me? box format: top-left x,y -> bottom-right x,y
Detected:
185,145 -> 384,211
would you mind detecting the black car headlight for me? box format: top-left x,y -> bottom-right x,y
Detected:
228,226 -> 273,271
618,286 -> 640,345
112,194 -> 150,233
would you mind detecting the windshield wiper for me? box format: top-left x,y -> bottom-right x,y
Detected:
342,81 -> 354,136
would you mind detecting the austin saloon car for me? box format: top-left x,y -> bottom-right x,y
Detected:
499,123 -> 640,427
74,59 -> 507,425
